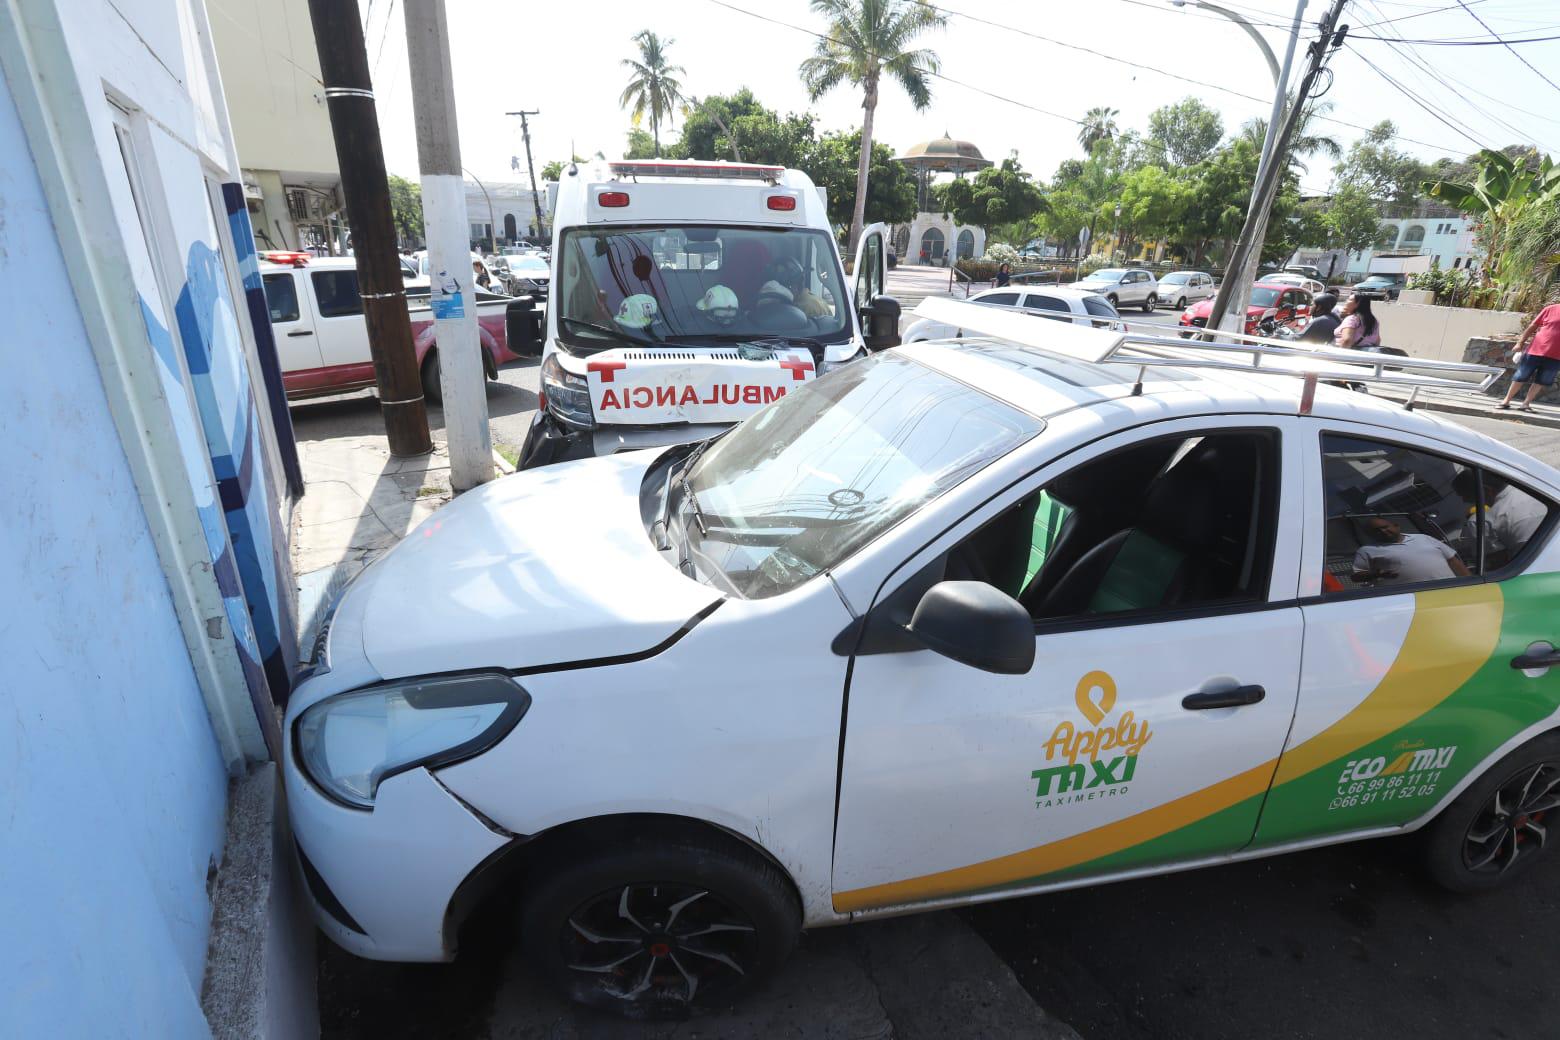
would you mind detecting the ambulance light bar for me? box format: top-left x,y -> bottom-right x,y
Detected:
912,297 -> 1503,402
261,250 -> 311,267
607,160 -> 785,183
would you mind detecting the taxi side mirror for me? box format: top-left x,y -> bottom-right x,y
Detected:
908,581 -> 1034,675
505,297 -> 543,357
863,295 -> 902,352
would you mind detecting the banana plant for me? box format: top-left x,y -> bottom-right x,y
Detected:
1424,150 -> 1560,302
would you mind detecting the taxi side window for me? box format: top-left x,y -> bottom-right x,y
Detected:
944,430 -> 1280,623
1317,435 -> 1551,593
263,273 -> 299,323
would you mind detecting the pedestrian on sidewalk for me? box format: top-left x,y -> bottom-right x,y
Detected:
1497,301 -> 1560,413
1334,293 -> 1381,349
994,263 -> 1011,289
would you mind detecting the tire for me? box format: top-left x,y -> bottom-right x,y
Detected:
1143,293 -> 1157,313
1422,732 -> 1560,893
420,348 -> 495,406
519,829 -> 801,1018
1176,296 -> 1187,310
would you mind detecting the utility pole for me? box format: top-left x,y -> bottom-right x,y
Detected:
1217,0 -> 1309,334
307,0 -> 431,457
405,0 -> 493,490
506,110 -> 546,242
1203,0 -> 1348,339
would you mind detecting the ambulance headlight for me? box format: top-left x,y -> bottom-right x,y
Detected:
541,353 -> 595,429
295,674 -> 529,809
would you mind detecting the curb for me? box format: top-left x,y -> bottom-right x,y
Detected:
492,448 -> 517,476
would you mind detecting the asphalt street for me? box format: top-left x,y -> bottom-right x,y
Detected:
296,298 -> 1560,1040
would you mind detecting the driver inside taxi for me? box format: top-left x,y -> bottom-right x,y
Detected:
1352,515 -> 1470,584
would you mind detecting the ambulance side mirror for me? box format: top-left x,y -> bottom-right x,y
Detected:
862,295 -> 901,352
505,297 -> 543,357
908,581 -> 1034,675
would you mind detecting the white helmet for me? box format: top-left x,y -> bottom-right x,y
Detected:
696,285 -> 739,324
614,294 -> 659,329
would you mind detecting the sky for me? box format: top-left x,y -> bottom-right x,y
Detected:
358,0 -> 1560,197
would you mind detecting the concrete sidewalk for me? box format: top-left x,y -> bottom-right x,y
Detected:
1369,383 -> 1560,430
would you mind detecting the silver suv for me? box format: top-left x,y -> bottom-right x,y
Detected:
1070,267 -> 1158,312
1155,270 -> 1216,309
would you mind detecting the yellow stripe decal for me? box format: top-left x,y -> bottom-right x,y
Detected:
833,584 -> 1503,914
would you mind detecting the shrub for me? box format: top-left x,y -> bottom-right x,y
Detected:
982,243 -> 1021,265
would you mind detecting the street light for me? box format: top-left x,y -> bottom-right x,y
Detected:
462,167 -> 497,256
1169,0 -> 1279,85
1113,203 -> 1123,261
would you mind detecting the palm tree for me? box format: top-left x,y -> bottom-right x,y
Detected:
619,31 -> 687,158
800,0 -> 945,251
1238,101 -> 1341,175
1078,107 -> 1119,154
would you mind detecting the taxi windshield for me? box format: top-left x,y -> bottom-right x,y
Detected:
676,353 -> 1042,599
556,225 -> 850,353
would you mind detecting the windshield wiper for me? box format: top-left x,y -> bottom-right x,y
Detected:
679,475 -> 708,538
559,316 -> 658,350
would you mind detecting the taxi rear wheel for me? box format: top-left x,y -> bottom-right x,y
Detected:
518,830 -> 800,1018
1422,733 -> 1560,893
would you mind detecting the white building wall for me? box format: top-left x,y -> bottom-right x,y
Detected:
0,72 -> 226,1039
466,178 -> 547,247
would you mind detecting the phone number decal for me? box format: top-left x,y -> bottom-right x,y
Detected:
1327,744 -> 1457,811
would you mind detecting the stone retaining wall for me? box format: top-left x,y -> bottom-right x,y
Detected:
1462,336 -> 1560,404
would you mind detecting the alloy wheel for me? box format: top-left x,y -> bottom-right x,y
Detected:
1462,762 -> 1560,875
560,883 -> 758,1007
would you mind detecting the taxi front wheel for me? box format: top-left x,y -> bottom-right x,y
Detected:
1422,733 -> 1560,893
518,830 -> 801,1018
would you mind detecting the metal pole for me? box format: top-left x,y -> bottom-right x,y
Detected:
1206,0 -> 1348,338
1219,0 -> 1307,334
405,0 -> 493,490
1172,1 -> 1280,82
306,0 -> 431,457
464,167 -> 497,253
507,110 -> 546,241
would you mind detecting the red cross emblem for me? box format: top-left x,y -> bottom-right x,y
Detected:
587,360 -> 627,382
779,358 -> 814,381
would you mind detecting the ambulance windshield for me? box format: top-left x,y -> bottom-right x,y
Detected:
556,225 -> 851,353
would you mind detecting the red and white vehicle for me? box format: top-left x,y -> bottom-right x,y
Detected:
1179,281 -> 1313,338
260,253 -> 527,403
512,160 -> 899,469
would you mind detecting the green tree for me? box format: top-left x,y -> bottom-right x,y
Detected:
540,160 -> 565,181
1077,106 -> 1119,154
1181,136 -> 1263,266
676,90 -> 816,168
619,30 -> 686,158
1112,164 -> 1188,259
1425,147 -> 1560,303
1147,97 -> 1224,166
1321,183 -> 1392,254
624,127 -> 657,160
936,157 -> 1046,229
1238,101 -> 1341,177
386,174 -> 422,245
1333,120 -> 1430,208
800,0 -> 944,250
803,130 -> 917,231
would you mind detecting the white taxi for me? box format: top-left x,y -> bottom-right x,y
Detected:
285,301 -> 1560,1017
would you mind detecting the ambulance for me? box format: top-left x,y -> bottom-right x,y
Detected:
508,159 -> 900,468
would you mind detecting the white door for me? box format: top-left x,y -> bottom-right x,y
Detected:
832,419 -> 1308,914
852,221 -> 888,315
261,270 -> 323,374
306,267 -> 370,369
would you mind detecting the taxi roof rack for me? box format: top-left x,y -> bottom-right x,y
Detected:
911,297 -> 1503,413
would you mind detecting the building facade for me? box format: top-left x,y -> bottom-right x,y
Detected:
1,0 -> 299,1033
465,177 -> 549,251
1291,203 -> 1479,282
208,0 -> 344,254
891,134 -> 990,266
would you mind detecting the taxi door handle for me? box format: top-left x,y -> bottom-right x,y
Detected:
1511,648 -> 1560,670
1182,684 -> 1266,710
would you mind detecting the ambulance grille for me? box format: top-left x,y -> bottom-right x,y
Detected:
619,350 -> 743,360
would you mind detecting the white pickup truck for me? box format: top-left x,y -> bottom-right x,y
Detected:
511,159 -> 899,468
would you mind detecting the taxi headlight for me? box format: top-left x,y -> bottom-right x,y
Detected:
295,674 -> 529,809
541,352 -> 595,429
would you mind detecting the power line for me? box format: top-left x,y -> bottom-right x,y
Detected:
1354,28 -> 1560,44
1453,0 -> 1560,96
1350,47 -> 1495,151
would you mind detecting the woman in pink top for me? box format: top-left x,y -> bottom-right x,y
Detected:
1333,293 -> 1382,349
1498,302 -> 1560,412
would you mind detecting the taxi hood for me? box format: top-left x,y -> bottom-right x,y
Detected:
346,453 -> 721,679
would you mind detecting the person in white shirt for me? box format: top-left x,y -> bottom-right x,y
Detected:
1454,471 -> 1549,566
1353,516 -> 1471,585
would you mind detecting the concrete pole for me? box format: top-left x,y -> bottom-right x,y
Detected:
404,0 -> 493,490
1219,0 -> 1308,334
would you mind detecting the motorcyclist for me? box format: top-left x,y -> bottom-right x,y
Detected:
1300,292 -> 1341,345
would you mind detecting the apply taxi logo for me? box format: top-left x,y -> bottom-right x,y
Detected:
1030,671 -> 1154,805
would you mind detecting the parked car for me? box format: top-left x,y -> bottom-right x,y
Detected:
495,252 -> 551,297
1284,264 -> 1323,281
285,301 -> 1560,1019
902,285 -> 1125,342
261,254 -> 523,403
1180,282 -> 1312,336
1266,271 -> 1327,296
1354,274 -> 1406,301
1154,270 -> 1216,309
1069,267 -> 1158,311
